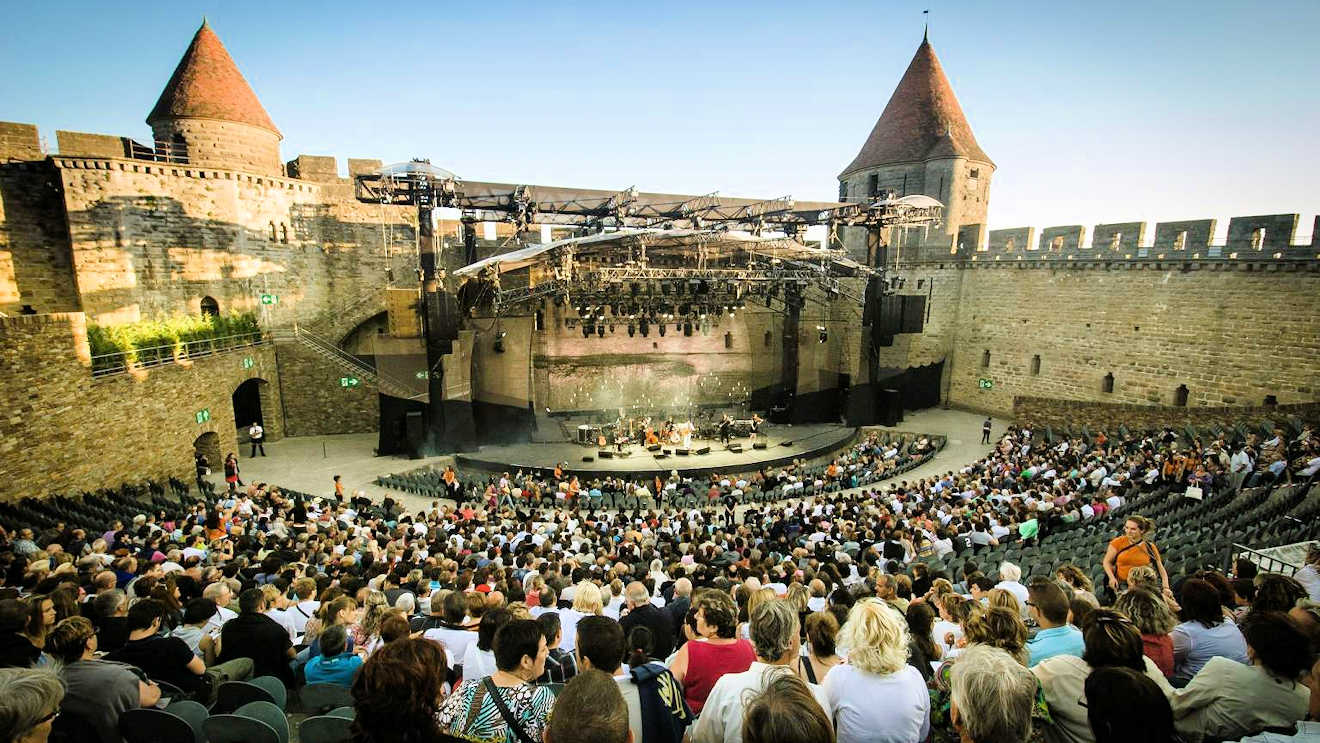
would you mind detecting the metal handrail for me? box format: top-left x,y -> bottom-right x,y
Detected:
1231,542 -> 1303,576
90,332 -> 267,378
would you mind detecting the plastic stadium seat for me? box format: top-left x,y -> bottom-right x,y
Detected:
234,701 -> 290,743
118,708 -> 196,743
300,683 -> 355,714
204,715 -> 279,743
300,715 -> 353,743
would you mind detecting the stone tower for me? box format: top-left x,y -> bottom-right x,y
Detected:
839,34 -> 993,253
146,20 -> 283,176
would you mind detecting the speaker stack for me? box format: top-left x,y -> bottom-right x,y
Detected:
753,442 -> 768,450
598,450 -> 613,459
695,446 -> 711,455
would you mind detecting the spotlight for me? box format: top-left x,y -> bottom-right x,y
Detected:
628,324 -> 635,337
494,331 -> 506,353
596,324 -> 605,336
817,325 -> 828,343
683,322 -> 693,337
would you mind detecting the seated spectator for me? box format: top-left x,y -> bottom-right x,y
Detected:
797,611 -> 842,685
950,645 -> 1038,743
421,590 -> 478,671
1026,579 -> 1084,666
46,616 -> 160,743
437,619 -> 555,743
1032,609 -> 1173,743
1171,578 -> 1249,686
822,598 -> 930,743
92,589 -> 130,653
668,591 -> 755,715
105,599 -> 207,698
1084,666 -> 1177,743
350,637 -> 456,743
1170,612 -> 1312,743
536,612 -> 577,684
0,666 -> 65,743
619,582 -> 674,660
558,581 -> 605,653
906,602 -> 943,681
693,600 -> 828,743
1114,588 -> 1178,678
218,588 -> 294,686
575,615 -> 691,743
742,674 -> 836,743
1252,574 -> 1308,615
304,624 -> 363,687
544,670 -> 631,743
463,608 -> 512,681
0,600 -> 40,669
995,563 -> 1029,614
169,598 -> 220,665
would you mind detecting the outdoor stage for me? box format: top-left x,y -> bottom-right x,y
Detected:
455,423 -> 858,478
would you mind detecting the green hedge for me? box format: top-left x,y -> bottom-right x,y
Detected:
88,311 -> 261,373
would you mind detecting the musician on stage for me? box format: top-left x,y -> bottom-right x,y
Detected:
718,414 -> 733,445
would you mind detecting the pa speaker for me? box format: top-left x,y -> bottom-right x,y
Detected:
676,448 -> 690,456
753,442 -> 768,450
655,453 -> 669,460
646,444 -> 661,452
582,456 -> 594,462
662,448 -> 673,456
900,295 -> 926,334
597,450 -> 613,459
727,443 -> 743,453
880,388 -> 903,426
695,446 -> 711,455
780,440 -> 794,447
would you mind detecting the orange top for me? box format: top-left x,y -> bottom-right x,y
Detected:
1109,536 -> 1160,581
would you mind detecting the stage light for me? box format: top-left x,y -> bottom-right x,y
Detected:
658,324 -> 666,336
494,331 -> 506,353
627,324 -> 635,337
583,325 -> 592,338
640,321 -> 649,337
817,325 -> 828,343
596,324 -> 605,336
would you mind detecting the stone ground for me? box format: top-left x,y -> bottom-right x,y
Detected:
206,406 -> 1005,513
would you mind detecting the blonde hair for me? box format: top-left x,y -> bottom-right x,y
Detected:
747,587 -> 777,621
987,588 -> 1021,615
836,599 -> 909,675
572,581 -> 604,614
1126,565 -> 1159,590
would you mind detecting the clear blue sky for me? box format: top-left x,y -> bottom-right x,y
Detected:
3,0 -> 1317,240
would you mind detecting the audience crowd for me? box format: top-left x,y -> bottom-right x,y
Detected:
0,421 -> 1317,743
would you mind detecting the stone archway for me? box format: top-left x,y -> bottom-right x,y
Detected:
193,431 -> 221,470
232,378 -> 281,440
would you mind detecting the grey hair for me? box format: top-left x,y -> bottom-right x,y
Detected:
749,599 -> 799,661
0,666 -> 65,742
998,562 -> 1022,583
626,582 -> 651,604
394,593 -> 416,614
92,588 -> 126,617
950,645 -> 1037,743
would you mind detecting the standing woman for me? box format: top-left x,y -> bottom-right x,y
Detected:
222,453 -> 241,493
1102,516 -> 1169,601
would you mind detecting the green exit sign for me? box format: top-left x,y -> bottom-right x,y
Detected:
339,377 -> 360,388
415,370 -> 429,380
241,357 -> 254,369
260,293 -> 279,305
978,378 -> 993,390
195,409 -> 211,424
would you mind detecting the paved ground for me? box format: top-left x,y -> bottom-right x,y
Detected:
209,407 -> 1007,513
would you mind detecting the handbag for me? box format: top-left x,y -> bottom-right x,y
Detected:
1184,485 -> 1203,500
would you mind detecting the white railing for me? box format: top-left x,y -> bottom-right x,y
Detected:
90,332 -> 268,378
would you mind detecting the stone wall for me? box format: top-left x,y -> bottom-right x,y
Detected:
1012,397 -> 1320,433
880,262 -> 1320,416
50,156 -> 414,330
0,162 -> 81,315
0,312 -> 281,500
273,341 -> 378,436
0,123 -> 42,162
150,119 -> 284,178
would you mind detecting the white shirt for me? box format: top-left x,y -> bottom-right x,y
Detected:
265,608 -> 298,643
204,605 -> 237,636
1033,654 -> 1172,743
287,600 -> 320,635
996,580 -> 1030,614
423,625 -> 477,667
460,643 -> 497,680
822,663 -> 930,743
691,662 -> 829,743
1296,564 -> 1320,601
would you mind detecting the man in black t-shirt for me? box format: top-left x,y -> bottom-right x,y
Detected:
219,588 -> 295,686
107,599 -> 206,696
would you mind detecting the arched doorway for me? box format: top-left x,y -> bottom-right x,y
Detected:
233,378 -> 266,431
200,296 -> 220,318
192,431 -> 221,469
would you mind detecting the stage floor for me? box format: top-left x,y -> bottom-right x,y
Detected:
455,423 -> 857,477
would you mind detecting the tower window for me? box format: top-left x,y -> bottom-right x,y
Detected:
764,330 -> 772,348
1174,384 -> 1189,407
969,168 -> 980,179
868,174 -> 880,198
838,181 -> 848,202
1173,231 -> 1187,250
1109,233 -> 1122,250
1030,354 -> 1041,376
724,332 -> 733,349
1250,228 -> 1265,250
1050,236 -> 1064,251
1102,372 -> 1114,394
981,349 -> 991,368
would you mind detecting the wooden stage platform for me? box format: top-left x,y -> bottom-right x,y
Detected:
455,423 -> 858,478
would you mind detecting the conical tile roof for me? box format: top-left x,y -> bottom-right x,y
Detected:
147,20 -> 280,136
840,38 -> 989,177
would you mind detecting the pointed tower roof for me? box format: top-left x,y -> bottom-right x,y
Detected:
840,38 -> 989,178
147,20 -> 280,136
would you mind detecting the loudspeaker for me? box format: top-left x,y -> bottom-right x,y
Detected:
753,442 -> 768,450
695,446 -> 711,455
781,440 -> 794,447
727,443 -> 743,452
582,456 -> 594,462
900,295 -> 926,334
404,411 -> 425,459
654,453 -> 668,460
616,450 -> 630,458
646,444 -> 661,452
598,450 -> 613,459
880,387 -> 903,426
676,448 -> 690,456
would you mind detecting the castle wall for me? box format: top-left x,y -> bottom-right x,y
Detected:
273,340 -> 379,437
0,123 -> 43,161
50,156 -> 415,332
0,312 -> 280,500
0,162 -> 81,315
1012,398 -> 1320,433
151,118 -> 284,178
881,259 -> 1320,417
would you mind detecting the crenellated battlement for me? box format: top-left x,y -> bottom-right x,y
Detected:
897,213 -> 1319,265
